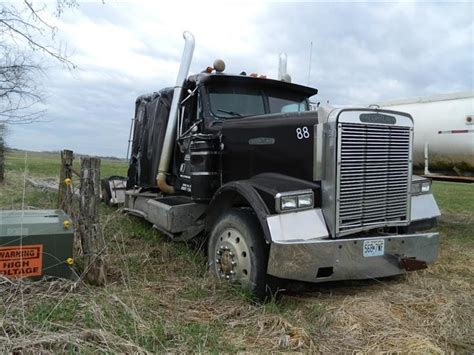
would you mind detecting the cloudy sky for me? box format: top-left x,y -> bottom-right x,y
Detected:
7,0 -> 474,157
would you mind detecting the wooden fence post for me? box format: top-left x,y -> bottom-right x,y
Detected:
79,156 -> 106,286
0,124 -> 5,184
58,149 -> 74,211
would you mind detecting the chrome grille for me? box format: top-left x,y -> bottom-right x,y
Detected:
337,123 -> 411,235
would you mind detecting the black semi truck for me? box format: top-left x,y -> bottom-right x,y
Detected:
122,32 -> 441,299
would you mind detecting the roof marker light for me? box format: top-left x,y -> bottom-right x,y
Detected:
213,59 -> 225,72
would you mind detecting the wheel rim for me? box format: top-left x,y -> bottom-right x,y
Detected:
214,228 -> 252,285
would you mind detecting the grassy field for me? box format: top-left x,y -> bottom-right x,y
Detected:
4,150 -> 128,178
0,150 -> 473,353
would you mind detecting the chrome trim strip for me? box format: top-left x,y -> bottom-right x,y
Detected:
190,151 -> 219,155
337,109 -> 413,127
248,137 -> 275,145
407,126 -> 414,222
314,123 -> 323,181
190,172 -> 218,176
336,123 -> 342,235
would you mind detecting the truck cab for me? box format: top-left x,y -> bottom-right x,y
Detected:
123,32 -> 441,300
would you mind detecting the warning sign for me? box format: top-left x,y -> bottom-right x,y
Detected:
0,244 -> 43,278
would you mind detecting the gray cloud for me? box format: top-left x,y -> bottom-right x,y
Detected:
7,1 -> 473,157
255,2 -> 473,103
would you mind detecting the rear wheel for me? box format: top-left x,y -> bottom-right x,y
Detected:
208,208 -> 269,301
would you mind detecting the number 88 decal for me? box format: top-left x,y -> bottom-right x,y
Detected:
296,126 -> 310,140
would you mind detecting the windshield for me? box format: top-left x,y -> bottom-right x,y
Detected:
208,84 -> 308,119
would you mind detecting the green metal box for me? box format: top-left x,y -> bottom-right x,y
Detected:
0,209 -> 74,279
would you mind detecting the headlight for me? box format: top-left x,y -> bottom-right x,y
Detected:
297,194 -> 314,208
411,178 -> 432,195
276,190 -> 314,213
281,196 -> 298,209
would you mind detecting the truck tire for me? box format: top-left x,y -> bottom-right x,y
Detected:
208,208 -> 270,301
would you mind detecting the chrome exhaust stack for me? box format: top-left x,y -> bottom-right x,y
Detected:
278,53 -> 287,80
157,31 -> 195,194
278,52 -> 291,83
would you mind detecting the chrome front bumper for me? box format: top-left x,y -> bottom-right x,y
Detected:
267,232 -> 439,283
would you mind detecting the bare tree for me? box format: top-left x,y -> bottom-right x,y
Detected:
0,47 -> 45,124
0,0 -> 77,124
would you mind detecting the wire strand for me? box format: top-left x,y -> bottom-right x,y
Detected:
19,150 -> 28,327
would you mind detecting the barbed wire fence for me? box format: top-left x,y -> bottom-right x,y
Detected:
0,148 -> 159,353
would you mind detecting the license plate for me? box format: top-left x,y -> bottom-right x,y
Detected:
363,239 -> 384,257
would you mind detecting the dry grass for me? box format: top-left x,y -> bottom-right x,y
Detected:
0,164 -> 473,353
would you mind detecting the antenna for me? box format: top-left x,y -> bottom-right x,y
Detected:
307,41 -> 313,86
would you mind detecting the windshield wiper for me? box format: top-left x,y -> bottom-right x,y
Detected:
217,109 -> 242,117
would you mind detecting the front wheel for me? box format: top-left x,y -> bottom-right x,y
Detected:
208,208 -> 270,301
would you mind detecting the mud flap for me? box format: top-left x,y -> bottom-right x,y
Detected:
399,257 -> 428,271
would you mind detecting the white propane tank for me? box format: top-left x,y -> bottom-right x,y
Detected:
374,91 -> 474,173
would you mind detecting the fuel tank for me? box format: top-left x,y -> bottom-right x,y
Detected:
220,111 -> 317,182
375,91 -> 474,173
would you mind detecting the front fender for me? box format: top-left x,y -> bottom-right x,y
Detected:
206,181 -> 272,242
206,174 -> 321,243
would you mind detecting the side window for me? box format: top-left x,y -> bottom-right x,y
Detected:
268,96 -> 308,113
281,103 -> 307,113
177,86 -> 199,137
